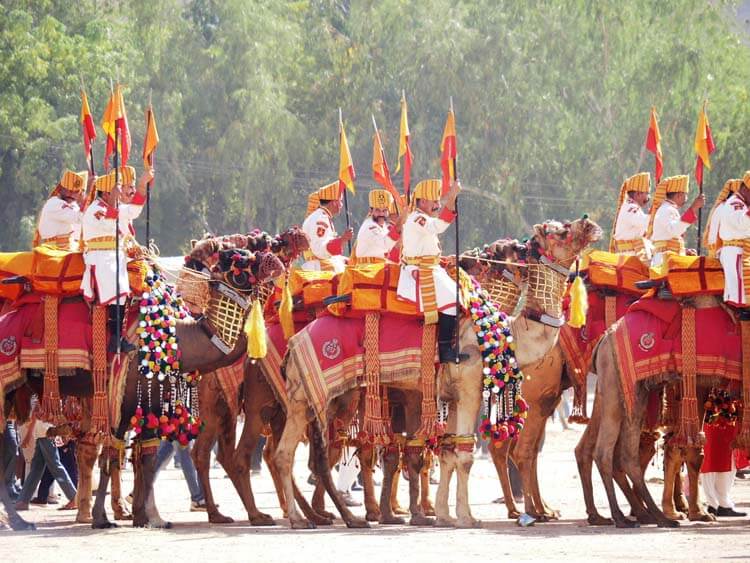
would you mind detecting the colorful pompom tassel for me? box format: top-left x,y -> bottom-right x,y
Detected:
246,299 -> 267,359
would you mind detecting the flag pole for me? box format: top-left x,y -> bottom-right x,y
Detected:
339,107 -> 352,254
402,89 -> 411,206
696,100 -> 707,256
450,97 -> 461,364
145,90 -> 153,247
113,81 -> 122,355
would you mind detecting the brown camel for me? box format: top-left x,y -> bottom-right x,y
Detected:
434,218 -> 601,527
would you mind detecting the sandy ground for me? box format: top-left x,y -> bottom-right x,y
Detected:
2,419 -> 749,563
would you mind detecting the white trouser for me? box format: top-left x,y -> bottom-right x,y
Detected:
336,446 -> 360,492
701,458 -> 736,509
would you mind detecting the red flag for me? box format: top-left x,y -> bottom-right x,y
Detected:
116,85 -> 131,167
395,92 -> 413,200
645,107 -> 663,185
101,84 -> 131,170
694,103 -> 715,187
80,90 -> 96,173
440,108 -> 457,196
372,125 -> 402,214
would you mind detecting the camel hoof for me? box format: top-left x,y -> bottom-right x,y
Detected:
113,510 -> 133,521
76,514 -> 94,524
587,514 -> 613,526
657,518 -> 680,528
365,511 -> 381,522
614,518 -> 639,529
422,505 -> 436,517
208,513 -> 235,524
249,513 -> 276,527
635,513 -> 658,525
92,520 -> 118,529
345,517 -> 370,529
507,509 -> 521,520
543,510 -> 560,520
309,511 -> 334,526
409,514 -> 435,526
434,516 -> 457,528
10,519 -> 36,531
662,510 -> 686,521
379,515 -> 406,525
457,517 -> 482,529
689,512 -> 716,523
392,506 -> 409,515
290,518 -> 316,530
317,509 -> 336,520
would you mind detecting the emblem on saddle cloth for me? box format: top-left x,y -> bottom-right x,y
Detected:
0,336 -> 17,356
638,332 -> 656,352
321,338 -> 341,360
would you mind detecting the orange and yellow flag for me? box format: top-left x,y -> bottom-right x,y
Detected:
143,105 -> 159,169
101,84 -> 131,169
440,108 -> 457,196
372,123 -> 401,214
694,103 -> 715,187
395,92 -> 413,199
338,118 -> 356,194
80,89 -> 96,173
645,107 -> 663,185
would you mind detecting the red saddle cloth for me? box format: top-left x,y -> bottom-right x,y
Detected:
284,313 -> 429,419
613,299 -> 741,414
0,294 -> 93,407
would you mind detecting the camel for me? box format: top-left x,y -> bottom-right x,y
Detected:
269,217 -> 601,529
0,248 -> 284,531
433,218 -> 601,527
581,295 -> 732,529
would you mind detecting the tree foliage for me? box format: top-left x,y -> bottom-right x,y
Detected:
1,0 -> 748,253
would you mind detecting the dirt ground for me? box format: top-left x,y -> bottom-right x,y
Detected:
2,419 -> 749,563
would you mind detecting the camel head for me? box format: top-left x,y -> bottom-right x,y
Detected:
270,225 -> 310,265
186,236 -> 221,272
529,216 -> 602,268
461,238 -> 528,277
213,249 -> 285,291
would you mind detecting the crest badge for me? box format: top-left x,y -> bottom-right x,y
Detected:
322,338 -> 341,360
0,336 -> 17,357
638,332 -> 656,352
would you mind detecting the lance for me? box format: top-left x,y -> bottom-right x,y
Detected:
113,81 -> 122,355
451,97 -> 461,364
339,107 -> 352,254
696,100 -> 708,256
145,90 -> 153,246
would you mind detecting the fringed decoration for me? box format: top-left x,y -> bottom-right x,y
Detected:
569,378 -> 589,424
567,270 -> 588,329
734,319 -> 750,451
362,312 -> 388,442
415,323 -> 440,439
40,295 -> 63,424
661,382 -> 679,428
672,307 -> 703,447
604,294 -> 617,330
279,274 -> 296,340
91,304 -> 109,436
245,298 -> 267,359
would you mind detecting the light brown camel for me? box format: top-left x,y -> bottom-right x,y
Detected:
434,218 -> 602,527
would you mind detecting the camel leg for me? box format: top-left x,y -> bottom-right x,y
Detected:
378,443 -> 405,524
140,450 -> 171,528
420,449 -> 435,516
307,419 -> 369,528
192,416 -> 233,523
110,453 -> 131,520
390,468 -> 408,515
310,434 -> 340,521
575,409 -> 612,526
404,445 -> 432,526
358,443 -> 381,522
0,428 -> 35,531
489,439 -> 520,519
91,457 -> 116,529
661,443 -> 685,520
263,433 -> 287,515
686,446 -> 714,522
435,446 -> 457,527
75,439 -> 98,524
455,447 -> 480,528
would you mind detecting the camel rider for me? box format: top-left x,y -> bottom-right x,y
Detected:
397,178 -> 466,363
704,178 -> 741,259
35,170 -> 92,250
716,172 -> 750,308
80,170 -> 144,353
648,175 -> 705,268
610,172 -> 652,263
351,189 -> 400,264
301,181 -> 353,274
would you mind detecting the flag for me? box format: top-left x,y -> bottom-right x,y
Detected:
338,119 -> 356,194
372,127 -> 401,213
694,103 -> 715,187
101,84 -> 131,170
143,105 -> 159,169
80,90 -> 96,173
395,93 -> 413,199
440,108 -> 457,196
645,107 -> 663,185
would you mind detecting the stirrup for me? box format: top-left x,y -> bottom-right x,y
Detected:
108,338 -> 136,354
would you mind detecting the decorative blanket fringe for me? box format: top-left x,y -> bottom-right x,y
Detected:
672,307 -> 703,447
40,295 -> 64,424
91,304 -> 109,436
415,323 -> 440,439
362,312 -> 389,442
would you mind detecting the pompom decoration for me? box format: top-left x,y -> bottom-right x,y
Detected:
703,388 -> 740,427
464,275 -> 528,444
136,269 -> 189,382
